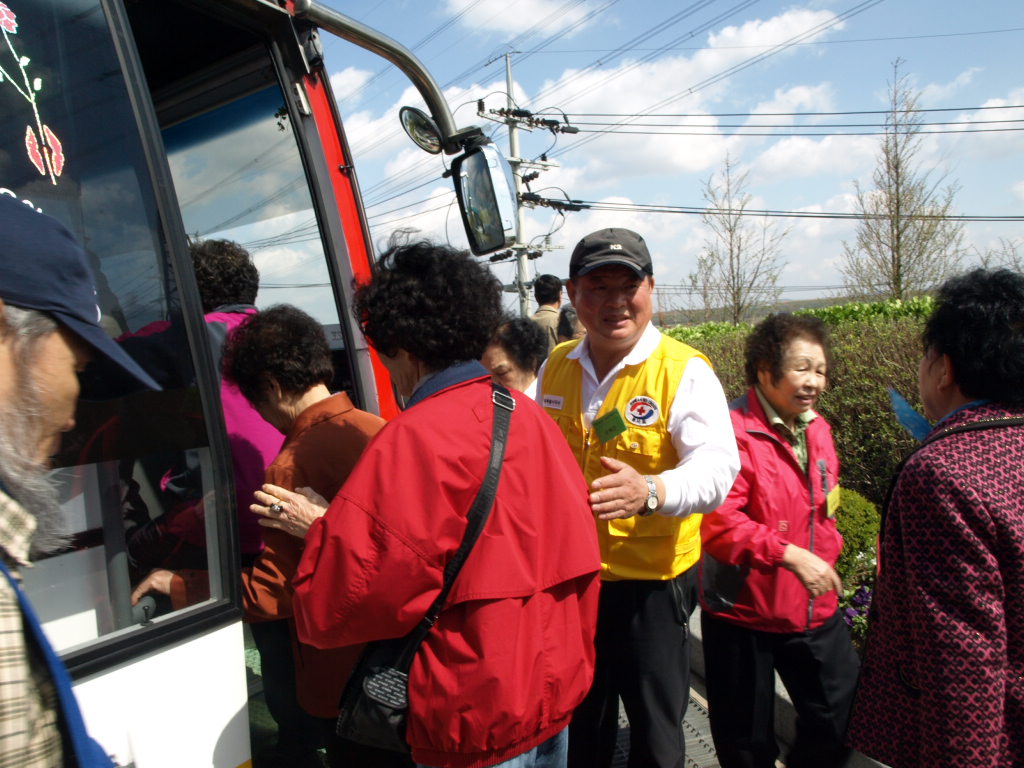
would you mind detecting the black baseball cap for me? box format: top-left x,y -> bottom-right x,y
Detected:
0,195 -> 160,399
569,227 -> 653,279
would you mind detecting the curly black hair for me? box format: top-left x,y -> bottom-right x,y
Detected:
924,268 -> 1024,406
222,304 -> 333,406
492,316 -> 548,375
744,313 -> 832,386
190,239 -> 259,312
353,239 -> 503,370
533,274 -> 562,305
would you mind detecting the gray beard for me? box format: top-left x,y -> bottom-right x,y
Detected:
0,374 -> 69,556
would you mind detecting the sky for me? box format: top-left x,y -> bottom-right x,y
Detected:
313,0 -> 1024,316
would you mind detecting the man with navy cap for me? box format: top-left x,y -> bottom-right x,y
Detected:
536,227 -> 739,768
0,194 -> 158,767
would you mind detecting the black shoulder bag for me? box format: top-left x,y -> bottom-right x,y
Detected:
335,383 -> 516,754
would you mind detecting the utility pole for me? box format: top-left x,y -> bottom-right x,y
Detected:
479,54 -> 570,314
504,52 -> 531,317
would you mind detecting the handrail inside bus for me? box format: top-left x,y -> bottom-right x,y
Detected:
293,0 -> 481,155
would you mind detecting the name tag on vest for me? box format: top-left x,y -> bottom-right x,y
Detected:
542,394 -> 564,410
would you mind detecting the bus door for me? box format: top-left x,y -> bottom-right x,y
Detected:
0,0 -> 517,764
0,0 -> 377,764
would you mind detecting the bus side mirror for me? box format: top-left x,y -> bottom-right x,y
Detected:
450,143 -> 518,255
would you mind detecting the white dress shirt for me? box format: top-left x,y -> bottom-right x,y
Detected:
536,323 -> 739,518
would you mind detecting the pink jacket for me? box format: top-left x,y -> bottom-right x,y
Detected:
699,387 -> 842,633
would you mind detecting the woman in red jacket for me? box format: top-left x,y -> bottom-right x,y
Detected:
264,240 -> 601,768
699,313 -> 859,768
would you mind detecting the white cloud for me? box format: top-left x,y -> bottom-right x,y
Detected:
330,66 -> 375,106
750,83 -> 835,117
446,0 -> 594,37
921,67 -> 982,105
1013,180 -> 1024,204
751,134 -> 875,182
707,9 -> 844,51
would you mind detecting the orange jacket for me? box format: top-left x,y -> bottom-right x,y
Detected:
171,392 -> 384,716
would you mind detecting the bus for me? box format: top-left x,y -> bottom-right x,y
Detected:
0,0 -> 515,765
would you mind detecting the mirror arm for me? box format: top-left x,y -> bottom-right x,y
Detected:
293,0 -> 481,154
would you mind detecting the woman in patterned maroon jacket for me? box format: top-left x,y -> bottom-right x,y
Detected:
848,268 -> 1024,768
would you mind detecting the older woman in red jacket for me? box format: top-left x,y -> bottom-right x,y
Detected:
699,313 -> 859,768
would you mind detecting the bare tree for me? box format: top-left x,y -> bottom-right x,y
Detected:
976,237 -> 1024,272
690,154 -> 787,324
840,60 -> 965,299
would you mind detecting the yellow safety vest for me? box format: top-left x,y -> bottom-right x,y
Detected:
541,335 -> 709,581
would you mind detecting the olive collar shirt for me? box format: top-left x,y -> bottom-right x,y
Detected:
536,322 -> 739,518
0,488 -> 62,768
753,386 -> 816,473
530,305 -> 560,355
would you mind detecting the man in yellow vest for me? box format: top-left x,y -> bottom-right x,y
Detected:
536,228 -> 739,768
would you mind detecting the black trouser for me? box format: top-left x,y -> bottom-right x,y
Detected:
250,619 -> 333,752
701,610 -> 860,768
568,568 -> 696,768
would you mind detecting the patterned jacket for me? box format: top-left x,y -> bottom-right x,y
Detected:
848,403 -> 1024,767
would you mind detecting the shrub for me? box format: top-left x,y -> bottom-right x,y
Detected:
816,315 -> 923,504
664,321 -> 750,346
796,295 -> 934,325
835,488 -> 879,588
835,488 -> 879,654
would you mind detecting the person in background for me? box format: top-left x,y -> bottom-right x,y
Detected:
130,305 -> 389,768
123,239 -> 283,575
267,239 -> 601,768
530,274 -> 562,355
481,316 -> 548,396
536,227 -> 739,768
187,239 -> 284,559
0,195 -> 160,767
848,268 -> 1024,768
556,306 -> 585,344
699,313 -> 859,768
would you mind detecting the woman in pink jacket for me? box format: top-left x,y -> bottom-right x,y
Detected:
699,313 -> 859,768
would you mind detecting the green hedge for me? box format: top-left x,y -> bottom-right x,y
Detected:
835,488 -> 879,588
666,299 -> 928,506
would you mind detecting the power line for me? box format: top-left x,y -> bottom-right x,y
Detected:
527,195 -> 1024,222
565,125 -> 1024,137
562,104 -> 1024,118
509,25 -> 1024,54
556,0 -> 885,158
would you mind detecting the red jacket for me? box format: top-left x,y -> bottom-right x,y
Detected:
293,367 -> 601,768
699,388 -> 842,633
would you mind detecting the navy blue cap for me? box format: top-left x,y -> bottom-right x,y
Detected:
569,227 -> 653,279
0,195 -> 160,399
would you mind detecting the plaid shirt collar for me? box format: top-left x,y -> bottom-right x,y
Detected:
0,487 -> 36,567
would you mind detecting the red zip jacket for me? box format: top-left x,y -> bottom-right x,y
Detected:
699,388 -> 842,633
293,367 -> 601,768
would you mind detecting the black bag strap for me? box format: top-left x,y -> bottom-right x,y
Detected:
392,382 -> 515,668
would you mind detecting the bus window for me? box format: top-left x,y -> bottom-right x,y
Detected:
133,1 -> 359,397
0,0 -> 236,667
163,86 -> 356,395
164,87 -> 341,324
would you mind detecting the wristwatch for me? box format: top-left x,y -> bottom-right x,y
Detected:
640,475 -> 659,516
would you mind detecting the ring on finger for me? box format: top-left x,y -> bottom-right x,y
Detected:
269,503 -> 283,515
